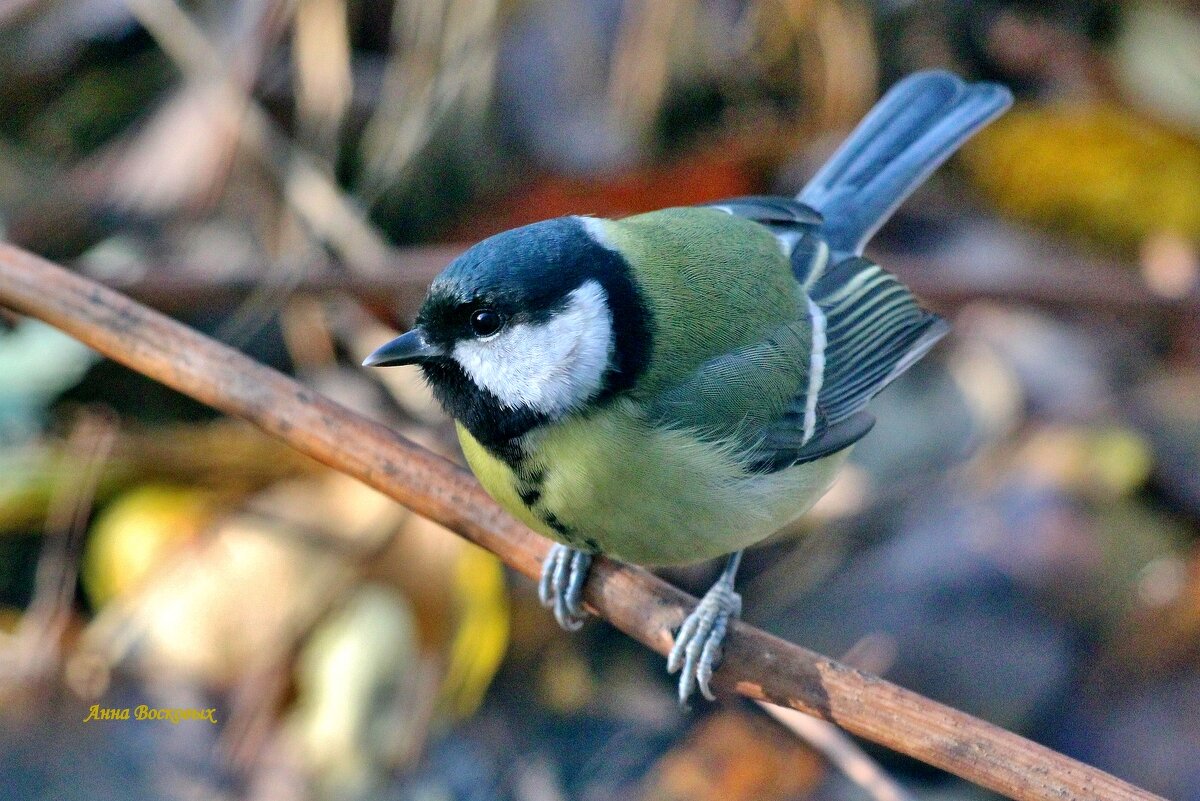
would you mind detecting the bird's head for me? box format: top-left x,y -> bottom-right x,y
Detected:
364,217 -> 652,450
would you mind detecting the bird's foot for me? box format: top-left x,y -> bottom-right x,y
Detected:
538,544 -> 592,631
667,576 -> 742,705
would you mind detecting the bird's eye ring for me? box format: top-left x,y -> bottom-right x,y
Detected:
469,308 -> 504,338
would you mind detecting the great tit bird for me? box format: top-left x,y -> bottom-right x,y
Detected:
366,71 -> 1012,704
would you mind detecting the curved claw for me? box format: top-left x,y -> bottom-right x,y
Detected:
538,544 -> 592,631
668,583 -> 742,705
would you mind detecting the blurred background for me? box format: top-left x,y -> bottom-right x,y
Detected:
0,0 -> 1198,799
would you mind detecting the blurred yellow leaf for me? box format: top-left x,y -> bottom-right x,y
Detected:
439,543 -> 509,719
963,104 -> 1200,254
82,484 -> 216,608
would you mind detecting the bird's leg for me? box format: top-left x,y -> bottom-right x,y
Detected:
538,543 -> 592,631
668,550 -> 743,705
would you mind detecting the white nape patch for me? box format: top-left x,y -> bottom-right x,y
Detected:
576,216 -> 616,251
801,296 -> 826,444
452,280 -> 613,418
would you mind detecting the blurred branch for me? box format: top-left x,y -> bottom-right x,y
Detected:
0,410 -> 116,693
292,0 -> 354,160
95,244 -> 1200,325
357,0 -> 499,201
607,0 -> 687,141
0,242 -> 1167,801
0,0 -> 44,27
122,0 -> 394,271
0,419 -> 323,533
884,253 -> 1200,320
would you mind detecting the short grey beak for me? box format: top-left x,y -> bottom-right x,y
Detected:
362,328 -> 443,367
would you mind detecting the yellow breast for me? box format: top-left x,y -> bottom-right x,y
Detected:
456,401 -> 847,566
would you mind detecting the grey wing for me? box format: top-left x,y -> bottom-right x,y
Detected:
647,320 -> 811,449
700,197 -> 950,472
646,314 -> 878,473
798,255 -> 949,427
693,72 -> 1009,469
752,411 -> 877,472
758,252 -> 948,472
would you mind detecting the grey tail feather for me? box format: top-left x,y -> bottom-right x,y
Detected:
797,70 -> 1012,257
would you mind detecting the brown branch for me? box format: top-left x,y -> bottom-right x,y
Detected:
0,242 -> 1165,801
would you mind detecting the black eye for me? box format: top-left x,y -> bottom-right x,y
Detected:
469,308 -> 503,337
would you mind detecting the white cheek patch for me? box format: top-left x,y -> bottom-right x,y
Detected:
452,280 -> 613,418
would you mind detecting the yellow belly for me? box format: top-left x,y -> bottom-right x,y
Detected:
456,400 -> 847,566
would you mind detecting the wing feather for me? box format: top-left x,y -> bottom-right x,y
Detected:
680,204 -> 948,473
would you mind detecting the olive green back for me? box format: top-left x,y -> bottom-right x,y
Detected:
597,208 -> 804,397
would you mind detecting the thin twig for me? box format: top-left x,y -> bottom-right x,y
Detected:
758,700 -> 914,801
1,410 -> 116,689
123,0 -> 394,272
0,242 -> 1165,801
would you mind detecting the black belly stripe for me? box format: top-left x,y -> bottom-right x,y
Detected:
511,463 -> 572,545
540,511 -> 580,547
491,437 -> 528,469
514,464 -> 544,507
503,443 -> 596,554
